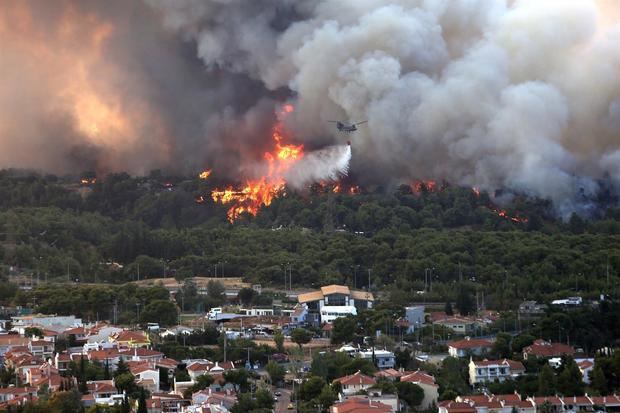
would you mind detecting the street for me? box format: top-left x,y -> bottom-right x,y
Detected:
274,387 -> 292,413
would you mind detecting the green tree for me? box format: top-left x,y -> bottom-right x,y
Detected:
538,364 -> 557,396
331,316 -> 357,345
206,280 -> 225,306
445,301 -> 454,316
317,384 -> 338,409
47,390 -> 83,413
237,288 -> 256,306
291,328 -> 313,349
139,299 -> 178,326
138,387 -> 148,413
455,284 -> 475,316
395,382 -> 424,408
493,333 -> 512,359
255,388 -> 275,410
266,361 -> 286,384
114,372 -> 136,394
115,359 -> 129,376
557,357 -> 585,396
300,376 -> 327,401
590,363 -> 608,395
24,327 -> 44,339
273,330 -> 285,353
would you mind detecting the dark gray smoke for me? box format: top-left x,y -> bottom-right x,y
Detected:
3,0 -> 620,215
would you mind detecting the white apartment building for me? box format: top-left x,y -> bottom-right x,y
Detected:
468,359 -> 525,385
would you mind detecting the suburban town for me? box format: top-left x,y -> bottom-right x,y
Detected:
0,276 -> 615,413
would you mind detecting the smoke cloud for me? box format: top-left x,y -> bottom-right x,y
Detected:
284,145 -> 352,189
3,0 -> 620,215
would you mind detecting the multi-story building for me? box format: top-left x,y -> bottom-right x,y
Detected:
298,285 -> 374,325
359,349 -> 395,370
404,306 -> 425,333
468,359 -> 525,384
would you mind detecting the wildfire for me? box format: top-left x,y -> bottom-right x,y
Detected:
472,187 -> 481,197
199,169 -> 212,180
211,105 -> 303,222
492,208 -> 529,223
410,180 -> 439,194
80,177 -> 96,185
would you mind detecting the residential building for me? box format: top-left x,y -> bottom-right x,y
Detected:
339,394 -> 400,413
518,301 -> 547,317
400,370 -> 439,409
239,308 -> 274,316
0,387 -> 37,403
298,285 -> 374,324
404,306 -> 425,333
359,349 -> 395,369
333,371 -> 376,395
577,359 -> 594,384
468,359 -> 525,384
11,315 -> 82,334
522,339 -> 575,360
434,317 -> 476,335
109,330 -> 151,348
551,297 -> 583,306
331,399 -> 392,413
448,338 -> 493,358
27,340 -> 54,358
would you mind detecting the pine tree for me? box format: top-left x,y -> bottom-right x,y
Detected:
538,364 -> 556,396
104,359 -> 110,380
557,357 -> 585,396
591,363 -> 608,395
445,301 -> 454,316
120,394 -> 130,413
138,388 -> 148,413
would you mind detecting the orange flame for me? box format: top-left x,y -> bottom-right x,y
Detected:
491,208 -> 528,223
212,105 -> 303,222
199,169 -> 212,180
411,180 -> 438,194
80,178 -> 96,185
472,187 -> 481,197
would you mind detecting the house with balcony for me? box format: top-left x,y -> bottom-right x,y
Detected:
298,285 -> 373,325
468,359 -> 525,385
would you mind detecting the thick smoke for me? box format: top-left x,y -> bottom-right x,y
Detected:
3,1 -> 620,215
149,0 -> 620,216
284,145 -> 352,189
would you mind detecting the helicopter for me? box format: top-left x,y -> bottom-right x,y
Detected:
328,120 -> 367,132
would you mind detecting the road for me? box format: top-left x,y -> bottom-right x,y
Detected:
274,387 -> 292,413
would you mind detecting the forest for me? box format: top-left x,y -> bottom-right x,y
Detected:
0,170 -> 619,308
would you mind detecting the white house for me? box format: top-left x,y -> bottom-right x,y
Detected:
468,359 -> 525,385
333,371 -> 376,395
320,306 -> 357,324
298,285 -> 373,325
359,349 -> 395,370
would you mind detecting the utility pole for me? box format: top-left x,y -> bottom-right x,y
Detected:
137,263 -> 140,281
223,333 -> 227,363
113,299 -> 118,325
368,269 -> 372,292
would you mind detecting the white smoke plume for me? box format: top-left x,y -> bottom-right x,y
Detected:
284,144 -> 351,189
148,0 -> 620,215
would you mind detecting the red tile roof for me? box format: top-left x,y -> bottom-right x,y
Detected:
334,371 -> 376,386
400,370 -> 437,387
523,340 -> 575,357
448,338 -> 493,349
331,399 -> 392,413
